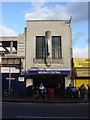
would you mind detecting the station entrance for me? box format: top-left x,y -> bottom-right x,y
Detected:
26,74 -> 67,97
27,75 -> 65,96
31,75 -> 65,90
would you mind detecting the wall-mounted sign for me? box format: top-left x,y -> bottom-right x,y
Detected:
1,67 -> 20,73
74,58 -> 90,68
6,78 -> 15,80
18,77 -> 24,82
28,70 -> 70,75
76,69 -> 90,77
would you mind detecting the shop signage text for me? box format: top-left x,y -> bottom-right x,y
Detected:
28,70 -> 70,75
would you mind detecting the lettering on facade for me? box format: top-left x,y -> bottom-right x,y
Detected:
38,71 -> 61,74
28,70 -> 70,75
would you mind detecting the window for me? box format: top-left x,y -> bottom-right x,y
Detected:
52,36 -> 62,59
2,41 -> 17,54
36,36 -> 45,59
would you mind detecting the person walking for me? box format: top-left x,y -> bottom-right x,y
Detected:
36,83 -> 45,100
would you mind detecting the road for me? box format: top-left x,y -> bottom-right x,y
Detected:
2,102 -> 89,119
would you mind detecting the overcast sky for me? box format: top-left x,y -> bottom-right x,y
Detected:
0,1 -> 89,58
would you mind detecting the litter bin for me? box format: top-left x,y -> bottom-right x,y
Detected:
48,88 -> 54,101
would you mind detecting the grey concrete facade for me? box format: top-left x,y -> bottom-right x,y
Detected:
25,20 -> 72,88
26,20 -> 72,70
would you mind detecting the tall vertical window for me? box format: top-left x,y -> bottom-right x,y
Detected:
36,36 -> 45,59
52,36 -> 62,59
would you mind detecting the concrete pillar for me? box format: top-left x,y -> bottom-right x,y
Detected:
10,41 -> 13,54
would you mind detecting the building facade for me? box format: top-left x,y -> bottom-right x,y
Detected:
73,58 -> 90,89
0,20 -> 73,96
0,34 -> 26,97
25,20 -> 73,90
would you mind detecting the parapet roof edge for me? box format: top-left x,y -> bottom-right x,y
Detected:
27,20 -> 70,22
0,36 -> 18,38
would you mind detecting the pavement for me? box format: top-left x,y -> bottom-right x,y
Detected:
2,95 -> 88,103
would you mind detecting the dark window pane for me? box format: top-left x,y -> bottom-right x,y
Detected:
36,36 -> 45,59
52,36 -> 62,59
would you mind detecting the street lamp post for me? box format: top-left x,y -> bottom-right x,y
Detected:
9,66 -> 11,96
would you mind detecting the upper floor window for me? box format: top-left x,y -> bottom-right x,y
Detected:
2,41 -> 17,54
52,36 -> 62,59
36,36 -> 45,59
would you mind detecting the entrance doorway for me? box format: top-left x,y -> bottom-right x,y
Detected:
31,74 -> 65,89
31,74 -> 65,97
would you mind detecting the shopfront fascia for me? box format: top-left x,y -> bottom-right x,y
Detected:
27,70 -> 70,75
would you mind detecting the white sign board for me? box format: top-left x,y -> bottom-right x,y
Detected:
18,77 -> 24,82
1,67 -> 20,73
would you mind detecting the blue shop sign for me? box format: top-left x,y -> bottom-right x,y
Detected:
28,70 -> 70,75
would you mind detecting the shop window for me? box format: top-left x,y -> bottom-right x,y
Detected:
36,36 -> 45,59
52,36 -> 62,59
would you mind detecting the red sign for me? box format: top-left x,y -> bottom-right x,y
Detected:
6,78 -> 15,80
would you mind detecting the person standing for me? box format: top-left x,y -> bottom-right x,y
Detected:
66,84 -> 72,99
56,82 -> 61,98
32,85 -> 35,96
87,84 -> 90,98
36,85 -> 39,97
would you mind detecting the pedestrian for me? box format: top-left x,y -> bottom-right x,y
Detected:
36,83 -> 45,100
87,84 -> 90,98
80,84 -> 87,100
32,85 -> 34,96
56,82 -> 61,98
36,85 -> 39,97
77,87 -> 80,98
66,84 -> 72,99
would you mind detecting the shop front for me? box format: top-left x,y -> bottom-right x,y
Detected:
26,70 -> 70,97
73,58 -> 90,89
